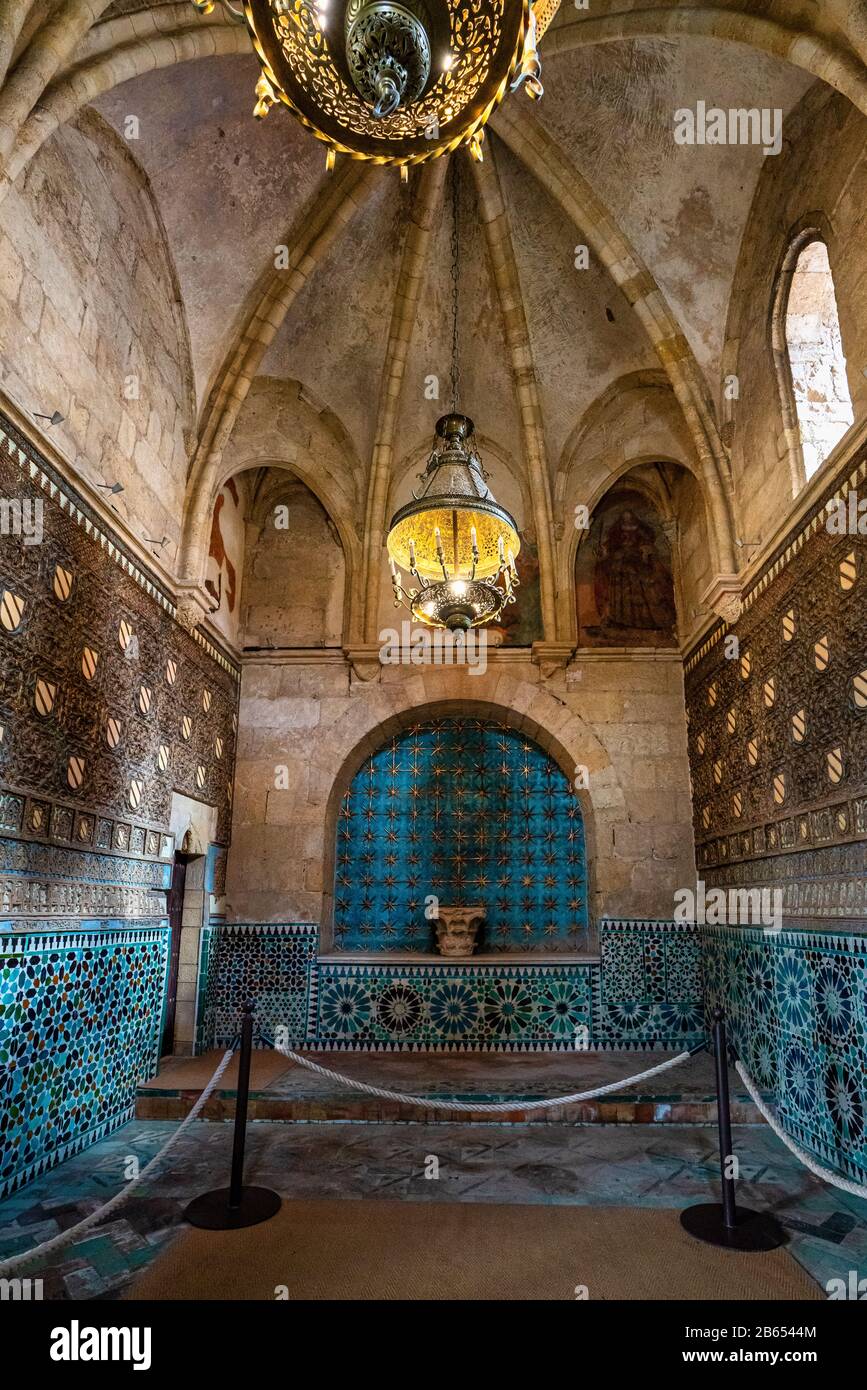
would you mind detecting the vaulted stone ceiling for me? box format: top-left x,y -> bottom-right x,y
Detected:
2,0 -> 866,652
91,14 -> 807,443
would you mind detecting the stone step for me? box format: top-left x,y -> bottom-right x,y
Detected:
136,1049 -> 764,1125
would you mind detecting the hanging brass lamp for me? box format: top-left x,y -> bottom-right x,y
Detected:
385,158 -> 520,632
387,412 -> 520,630
190,1 -> 560,171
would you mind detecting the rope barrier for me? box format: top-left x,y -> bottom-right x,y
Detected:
0,1047 -> 235,1276
735,1061 -> 867,1201
0,1037 -> 708,1272
272,1041 -> 698,1113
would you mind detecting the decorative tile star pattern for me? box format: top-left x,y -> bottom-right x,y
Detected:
0,925 -> 169,1199
704,924 -> 867,1184
333,719 -> 588,953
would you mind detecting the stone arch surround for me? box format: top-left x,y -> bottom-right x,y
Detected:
225,658 -> 695,930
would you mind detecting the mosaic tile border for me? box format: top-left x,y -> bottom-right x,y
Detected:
197,920 -> 704,1055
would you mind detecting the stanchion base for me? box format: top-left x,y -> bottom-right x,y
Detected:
184,1185 -> 282,1231
680,1203 -> 787,1251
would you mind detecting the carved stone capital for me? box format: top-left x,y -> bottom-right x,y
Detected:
702,573 -> 743,625
531,640 -> 575,676
343,643 -> 384,682
174,583 -> 214,634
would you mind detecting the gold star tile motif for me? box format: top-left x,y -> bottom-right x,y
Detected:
333,719 -> 587,953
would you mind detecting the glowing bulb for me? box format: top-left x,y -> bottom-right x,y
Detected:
442,53 -> 454,71
451,581 -> 467,598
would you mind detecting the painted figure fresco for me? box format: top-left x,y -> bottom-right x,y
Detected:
576,489 -> 677,647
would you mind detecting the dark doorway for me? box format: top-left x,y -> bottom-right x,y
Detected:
162,854 -> 190,1057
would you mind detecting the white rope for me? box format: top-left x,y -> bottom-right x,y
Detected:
735,1061 -> 867,1201
273,1042 -> 695,1113
0,1048 -> 235,1276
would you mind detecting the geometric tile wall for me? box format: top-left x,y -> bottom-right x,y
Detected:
0,409 -> 238,1193
704,922 -> 867,1184
199,919 -> 704,1055
598,919 -> 705,1050
0,923 -> 169,1199
197,922 -> 318,1053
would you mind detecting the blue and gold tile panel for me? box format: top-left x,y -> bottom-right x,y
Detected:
334,718 -> 589,954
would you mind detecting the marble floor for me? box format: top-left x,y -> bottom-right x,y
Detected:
1,1118 -> 865,1300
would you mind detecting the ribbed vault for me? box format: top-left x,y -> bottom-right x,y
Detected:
1,0 -> 866,654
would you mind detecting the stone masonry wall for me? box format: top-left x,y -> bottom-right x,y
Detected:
226,653 -> 695,929
0,110 -> 192,561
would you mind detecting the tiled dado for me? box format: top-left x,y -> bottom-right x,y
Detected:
197,922 -> 319,1054
598,920 -> 705,1051
703,923 -> 867,1184
197,920 -> 704,1055
0,923 -> 169,1198
311,960 -> 597,1052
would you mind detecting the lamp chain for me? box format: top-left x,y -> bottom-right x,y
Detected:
450,156 -> 460,415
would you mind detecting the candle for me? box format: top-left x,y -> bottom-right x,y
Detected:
470,526 -> 478,548
409,539 -> 416,567
497,535 -> 505,561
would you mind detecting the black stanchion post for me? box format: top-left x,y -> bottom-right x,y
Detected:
713,1011 -> 738,1232
184,1000 -> 282,1231
680,1007 -> 786,1251
228,1002 -> 255,1210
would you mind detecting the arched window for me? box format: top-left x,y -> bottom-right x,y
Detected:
782,238 -> 853,482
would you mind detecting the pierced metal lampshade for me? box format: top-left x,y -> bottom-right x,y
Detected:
387,414 -> 520,630
192,0 -> 556,170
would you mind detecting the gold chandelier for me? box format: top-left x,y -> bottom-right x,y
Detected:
387,413 -> 520,630
191,1 -> 561,171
